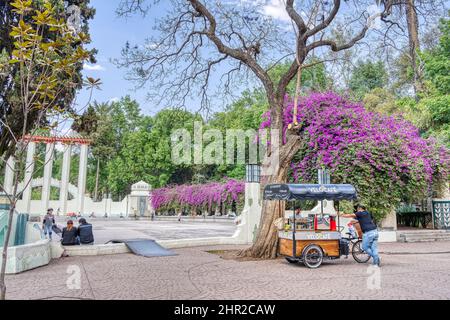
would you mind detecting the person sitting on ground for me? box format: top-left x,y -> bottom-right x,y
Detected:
61,220 -> 79,246
42,208 -> 55,240
77,218 -> 94,245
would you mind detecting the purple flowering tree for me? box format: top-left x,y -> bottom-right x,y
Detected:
150,179 -> 245,216
260,92 -> 450,220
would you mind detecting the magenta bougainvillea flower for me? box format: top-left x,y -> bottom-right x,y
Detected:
260,92 -> 450,218
150,179 -> 245,211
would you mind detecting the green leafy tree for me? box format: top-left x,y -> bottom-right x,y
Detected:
71,104 -> 98,136
420,16 -> 449,96
268,59 -> 330,95
208,89 -> 268,180
363,88 -> 399,115
107,108 -> 201,196
349,60 -> 388,99
400,16 -> 450,147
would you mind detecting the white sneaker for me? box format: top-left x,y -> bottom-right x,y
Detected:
377,257 -> 382,267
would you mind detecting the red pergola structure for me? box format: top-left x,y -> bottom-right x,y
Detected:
22,134 -> 91,145
9,133 -> 92,215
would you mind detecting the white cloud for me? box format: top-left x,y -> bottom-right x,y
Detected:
83,63 -> 106,71
108,97 -> 120,103
225,0 -> 290,22
144,42 -> 158,50
262,0 -> 290,22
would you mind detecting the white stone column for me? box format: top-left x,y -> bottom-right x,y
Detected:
380,209 -> 398,231
22,142 -> 36,214
59,144 -> 72,216
3,156 -> 16,195
41,143 -> 55,211
233,182 -> 262,244
245,182 -> 262,243
437,181 -> 450,199
77,144 -> 88,215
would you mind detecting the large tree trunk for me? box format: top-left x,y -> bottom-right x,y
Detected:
405,0 -> 422,97
239,133 -> 302,259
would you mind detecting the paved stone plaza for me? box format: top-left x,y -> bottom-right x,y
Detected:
5,241 -> 450,300
53,218 -> 237,244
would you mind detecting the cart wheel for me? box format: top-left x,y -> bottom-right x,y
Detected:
285,257 -> 299,264
302,244 -> 323,269
352,240 -> 370,263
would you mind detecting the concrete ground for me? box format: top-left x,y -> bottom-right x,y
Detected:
5,241 -> 450,300
53,218 -> 237,244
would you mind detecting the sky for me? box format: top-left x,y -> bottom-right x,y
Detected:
75,0 -> 295,117
75,0 -> 390,117
76,0 -> 168,116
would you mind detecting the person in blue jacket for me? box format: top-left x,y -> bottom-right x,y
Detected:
77,218 -> 94,245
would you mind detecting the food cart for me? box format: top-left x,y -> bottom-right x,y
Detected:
264,184 -> 370,268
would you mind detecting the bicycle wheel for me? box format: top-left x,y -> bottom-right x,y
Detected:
352,240 -> 370,263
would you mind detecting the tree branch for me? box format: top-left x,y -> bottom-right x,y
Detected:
306,23 -> 369,53
304,0 -> 340,39
188,0 -> 274,98
285,0 -> 307,34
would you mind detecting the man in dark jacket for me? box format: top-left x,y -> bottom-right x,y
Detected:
77,218 -> 94,245
61,220 -> 79,246
339,205 -> 381,267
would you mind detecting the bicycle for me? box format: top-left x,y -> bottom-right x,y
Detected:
341,231 -> 371,263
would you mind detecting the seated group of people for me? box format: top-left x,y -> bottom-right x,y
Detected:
43,209 -> 95,245
61,218 -> 95,246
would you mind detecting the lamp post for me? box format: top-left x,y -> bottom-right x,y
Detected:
318,169 -> 331,217
246,164 -> 261,183
318,169 -> 331,185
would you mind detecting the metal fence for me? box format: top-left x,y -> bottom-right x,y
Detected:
396,211 -> 432,229
432,201 -> 450,230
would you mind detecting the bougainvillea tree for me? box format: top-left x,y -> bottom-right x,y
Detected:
260,92 -> 450,220
150,179 -> 245,215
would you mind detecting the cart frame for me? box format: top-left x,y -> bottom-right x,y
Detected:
264,184 -> 359,268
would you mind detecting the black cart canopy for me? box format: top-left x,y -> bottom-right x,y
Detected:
263,184 -> 357,201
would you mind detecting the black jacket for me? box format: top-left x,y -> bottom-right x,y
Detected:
355,211 -> 377,233
61,227 -> 79,246
77,223 -> 94,244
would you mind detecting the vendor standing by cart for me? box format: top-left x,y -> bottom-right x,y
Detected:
339,205 -> 381,267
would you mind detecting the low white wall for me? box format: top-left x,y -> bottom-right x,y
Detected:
25,222 -> 44,244
1,239 -> 51,274
63,243 -> 131,256
378,230 -> 397,243
159,237 -> 246,249
16,197 -> 130,218
63,236 -> 247,257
